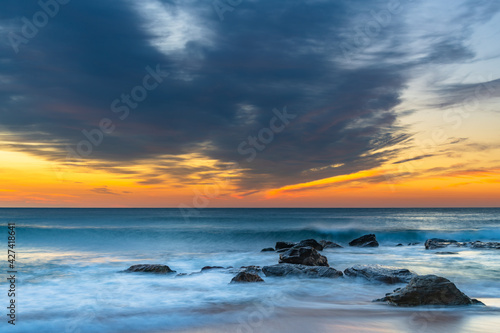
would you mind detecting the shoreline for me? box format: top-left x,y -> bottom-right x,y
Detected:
174,304 -> 500,333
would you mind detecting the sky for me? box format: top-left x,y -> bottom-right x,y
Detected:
0,0 -> 499,207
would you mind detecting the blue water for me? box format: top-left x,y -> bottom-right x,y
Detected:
1,208 -> 500,332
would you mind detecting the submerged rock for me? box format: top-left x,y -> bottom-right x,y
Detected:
467,241 -> 500,249
279,246 -> 329,266
349,234 -> 379,247
201,266 -> 225,271
295,239 -> 324,251
231,266 -> 262,274
424,238 -> 460,250
125,264 -> 176,274
396,243 -> 404,247
408,242 -> 420,246
344,265 -> 416,284
263,263 -> 342,278
261,247 -> 275,252
319,240 -> 343,248
230,272 -> 264,283
426,239 -> 500,250
275,241 -> 296,251
375,275 -> 484,306
435,251 -> 458,255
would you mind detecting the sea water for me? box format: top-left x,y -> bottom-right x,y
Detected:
0,208 -> 499,332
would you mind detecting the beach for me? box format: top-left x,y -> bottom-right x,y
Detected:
1,208 -> 500,332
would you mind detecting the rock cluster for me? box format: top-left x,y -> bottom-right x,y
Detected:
344,265 -> 416,284
263,263 -> 342,278
375,275 -> 484,306
124,264 -> 176,274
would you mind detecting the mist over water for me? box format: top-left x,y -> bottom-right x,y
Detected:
1,208 -> 500,332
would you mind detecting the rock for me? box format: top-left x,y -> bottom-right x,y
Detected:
424,238 -> 459,250
125,264 -> 176,274
295,239 -> 324,251
435,251 -> 458,255
279,246 -> 328,266
235,266 -> 262,274
275,241 -> 296,251
396,243 -> 404,247
261,247 -> 275,252
426,239 -> 500,250
467,241 -> 500,249
374,275 -> 484,306
319,240 -> 343,248
176,273 -> 188,277
230,272 -> 264,283
408,242 -> 420,246
344,265 -> 417,284
201,266 -> 225,271
349,234 -> 379,247
262,263 -> 343,278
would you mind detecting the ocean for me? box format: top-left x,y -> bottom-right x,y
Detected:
1,208 -> 500,332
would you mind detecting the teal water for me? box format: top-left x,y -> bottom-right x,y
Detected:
0,208 -> 499,332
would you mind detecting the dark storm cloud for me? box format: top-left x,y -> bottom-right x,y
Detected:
431,78 -> 500,109
0,0 -> 498,190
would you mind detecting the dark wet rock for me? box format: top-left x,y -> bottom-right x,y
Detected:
344,265 -> 417,284
261,247 -> 275,252
262,263 -> 342,278
396,243 -> 404,247
349,234 -> 379,247
125,264 -> 176,274
467,241 -> 500,249
201,266 -> 225,271
319,240 -> 343,248
230,272 -> 264,283
374,275 -> 484,306
408,242 -> 420,246
435,251 -> 459,255
295,239 -> 323,251
279,246 -> 329,266
238,266 -> 262,274
424,238 -> 459,250
275,241 -> 296,251
426,239 -> 500,250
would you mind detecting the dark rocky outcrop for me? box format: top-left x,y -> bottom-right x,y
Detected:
374,275 -> 484,306
275,241 -> 296,251
232,266 -> 262,274
230,272 -> 264,283
279,246 -> 329,266
424,238 -> 459,250
349,234 -> 379,247
125,264 -> 176,274
295,239 -> 324,251
201,266 -> 225,271
396,243 -> 404,247
344,265 -> 416,284
261,247 -> 275,252
262,263 -> 342,278
319,240 -> 343,248
425,239 -> 500,250
468,241 -> 500,249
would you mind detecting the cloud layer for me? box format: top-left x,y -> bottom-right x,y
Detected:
1,0 -> 499,191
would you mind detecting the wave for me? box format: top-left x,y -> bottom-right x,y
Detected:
10,224 -> 500,250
